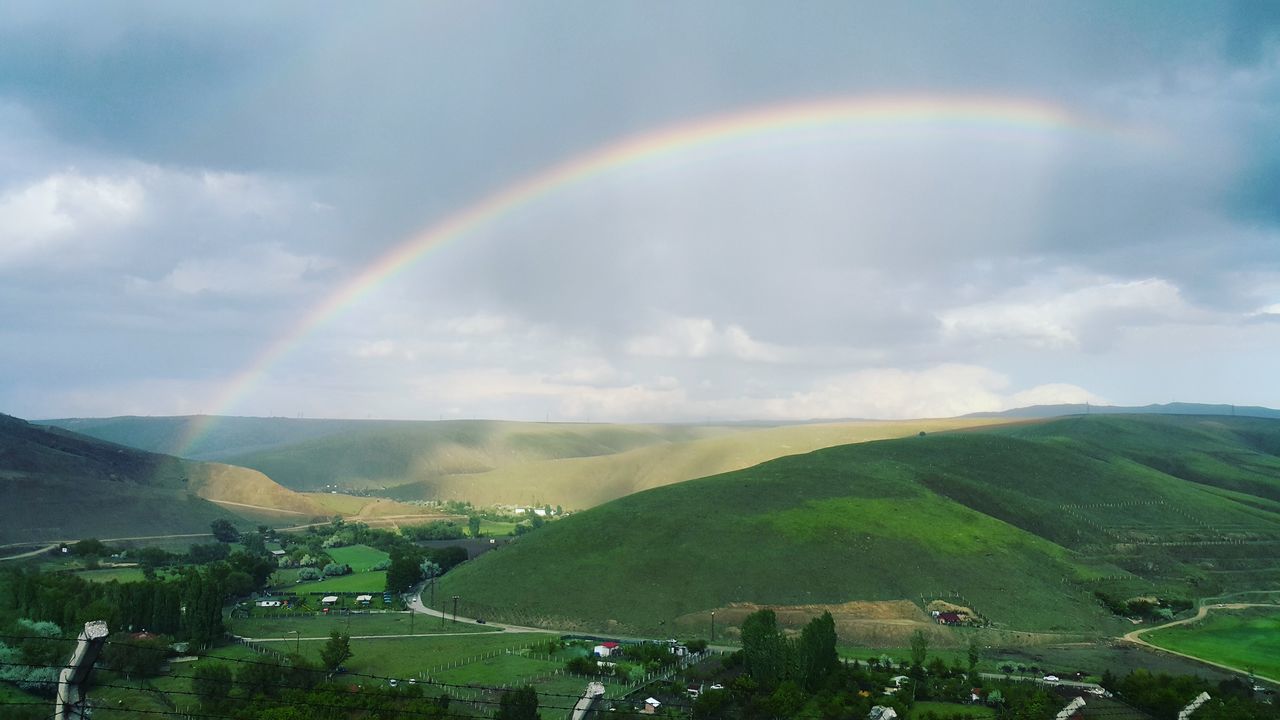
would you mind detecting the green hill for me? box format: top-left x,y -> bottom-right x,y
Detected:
0,413 -> 328,544
434,415 -> 1280,639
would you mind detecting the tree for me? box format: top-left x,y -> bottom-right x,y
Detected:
73,538 -> 108,556
105,633 -> 169,679
468,515 -> 482,538
210,519 -> 239,543
797,611 -> 839,691
193,662 -> 233,711
496,685 -> 539,720
910,629 -> 929,668
741,608 -> 789,688
967,636 -> 981,674
320,629 -> 352,671
386,549 -> 425,592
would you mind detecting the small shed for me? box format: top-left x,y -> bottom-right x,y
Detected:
356,594 -> 372,605
642,698 -> 661,714
593,641 -> 621,657
321,596 -> 339,606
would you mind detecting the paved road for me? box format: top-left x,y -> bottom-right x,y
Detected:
978,672 -> 1106,693
1121,602 -> 1280,684
406,583 -> 557,635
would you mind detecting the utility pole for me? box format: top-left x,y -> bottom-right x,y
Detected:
452,595 -> 459,624
55,620 -> 109,720
409,607 -> 415,635
710,611 -> 715,642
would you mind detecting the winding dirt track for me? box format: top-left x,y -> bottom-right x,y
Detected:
1122,603 -> 1279,683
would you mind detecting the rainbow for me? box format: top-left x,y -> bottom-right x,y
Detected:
174,95 -> 1140,455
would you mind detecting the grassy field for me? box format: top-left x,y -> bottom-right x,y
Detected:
325,544 -> 390,570
230,612 -> 499,638
73,566 -> 148,583
436,415 -> 1280,636
1143,607 -> 1280,680
295,570 -> 389,593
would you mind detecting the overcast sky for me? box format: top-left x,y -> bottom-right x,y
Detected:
2,2 -> 1279,422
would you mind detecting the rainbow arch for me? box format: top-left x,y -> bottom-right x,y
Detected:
175,95 -> 1139,455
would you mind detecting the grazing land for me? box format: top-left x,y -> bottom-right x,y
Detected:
1143,606 -> 1280,680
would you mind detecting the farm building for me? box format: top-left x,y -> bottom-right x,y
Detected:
642,698 -> 661,714
356,594 -> 373,605
935,612 -> 963,625
593,641 -> 621,657
321,596 -> 339,606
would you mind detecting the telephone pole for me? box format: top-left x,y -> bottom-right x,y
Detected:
55,620 -> 109,720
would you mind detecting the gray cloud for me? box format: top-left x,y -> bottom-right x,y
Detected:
2,2 -> 1279,421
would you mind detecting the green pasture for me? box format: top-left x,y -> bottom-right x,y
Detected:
1144,607 -> 1280,680
296,570 -> 388,593
477,520 -> 517,536
325,544 -> 390,570
286,632 -> 550,679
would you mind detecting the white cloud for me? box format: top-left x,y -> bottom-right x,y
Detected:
135,244 -> 336,297
939,276 -> 1199,350
0,171 -> 144,267
1010,383 -> 1108,407
626,317 -> 786,362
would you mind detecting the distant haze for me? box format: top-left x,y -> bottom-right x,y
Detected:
2,3 -> 1279,422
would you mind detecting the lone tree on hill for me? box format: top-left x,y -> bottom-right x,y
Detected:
210,519 -> 239,543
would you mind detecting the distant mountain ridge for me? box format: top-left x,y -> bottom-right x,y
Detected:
966,401 -> 1280,419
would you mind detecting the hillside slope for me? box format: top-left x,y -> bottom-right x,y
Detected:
42,416 -> 747,490
388,417 -> 1012,508
0,414 -> 326,543
435,415 -> 1280,637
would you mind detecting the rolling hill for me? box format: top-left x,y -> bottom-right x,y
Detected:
0,413 -> 331,544
433,415 -> 1280,640
44,414 -> 1017,507
383,417 -> 1013,508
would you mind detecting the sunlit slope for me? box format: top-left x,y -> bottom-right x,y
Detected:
219,420 -> 741,491
389,418 -> 1014,508
184,462 -> 329,518
435,416 -> 1280,635
0,413 -> 329,542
